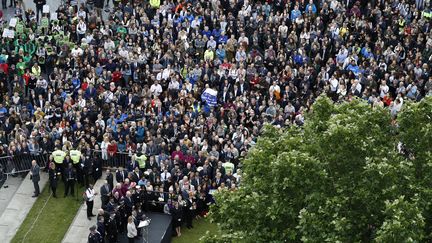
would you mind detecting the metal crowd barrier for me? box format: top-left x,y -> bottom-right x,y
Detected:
92,150 -> 132,169
0,153 -> 48,175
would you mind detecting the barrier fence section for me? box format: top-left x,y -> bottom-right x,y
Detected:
92,150 -> 132,169
0,150 -> 132,176
0,153 -> 49,175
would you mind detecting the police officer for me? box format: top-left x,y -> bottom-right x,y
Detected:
88,225 -> 103,243
52,147 -> 66,176
69,148 -> 83,184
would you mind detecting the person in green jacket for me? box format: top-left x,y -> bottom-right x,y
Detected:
135,153 -> 147,171
16,58 -> 26,76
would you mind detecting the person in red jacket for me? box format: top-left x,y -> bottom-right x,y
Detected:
171,145 -> 184,162
107,140 -> 118,167
112,68 -> 122,83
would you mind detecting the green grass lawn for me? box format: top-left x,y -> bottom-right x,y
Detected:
11,181 -> 84,243
172,218 -> 219,243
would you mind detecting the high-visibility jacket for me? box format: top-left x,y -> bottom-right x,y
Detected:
423,10 -> 432,19
52,150 -> 66,164
223,162 -> 235,174
69,150 -> 82,164
150,0 -> 160,8
136,154 -> 147,169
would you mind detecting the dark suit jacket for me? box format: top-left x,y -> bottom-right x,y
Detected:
130,171 -> 142,183
64,168 -> 76,181
106,173 -> 114,191
115,170 -> 128,183
31,164 -> 40,182
100,184 -> 111,200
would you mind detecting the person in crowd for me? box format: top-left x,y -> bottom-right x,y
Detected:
64,163 -> 76,197
100,180 -> 111,208
126,216 -> 137,243
48,162 -> 59,197
30,160 -> 40,197
171,201 -> 183,237
85,183 -> 97,220
88,225 -> 103,243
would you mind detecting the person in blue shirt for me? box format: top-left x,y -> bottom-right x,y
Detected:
305,0 -> 317,14
0,103 -> 7,122
346,59 -> 362,77
173,13 -> 184,27
218,32 -> 228,44
72,76 -> 81,93
291,5 -> 302,21
361,44 -> 374,59
185,11 -> 194,23
211,28 -> 222,39
202,26 -> 212,38
216,44 -> 226,61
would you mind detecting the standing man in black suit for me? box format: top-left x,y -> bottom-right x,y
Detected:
115,167 -> 128,183
30,160 -> 40,197
106,169 -> 114,191
100,180 -> 111,208
64,163 -> 76,197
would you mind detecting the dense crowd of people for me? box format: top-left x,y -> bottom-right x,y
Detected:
1,0 -> 432,241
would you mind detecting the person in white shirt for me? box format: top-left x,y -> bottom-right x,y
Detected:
191,16 -> 201,29
104,38 -> 116,51
127,216 -> 137,243
162,64 -> 172,80
71,46 -> 83,58
329,77 -> 339,92
379,80 -> 389,98
150,80 -> 163,97
77,18 -> 87,41
351,79 -> 362,96
161,168 -> 171,182
85,184 -> 97,220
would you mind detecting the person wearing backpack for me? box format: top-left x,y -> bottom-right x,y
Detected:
85,184 -> 98,220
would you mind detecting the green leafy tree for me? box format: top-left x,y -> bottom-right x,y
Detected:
204,96 -> 432,242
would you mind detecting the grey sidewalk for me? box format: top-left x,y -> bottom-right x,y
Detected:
0,172 -> 48,243
62,173 -> 109,243
0,176 -> 24,215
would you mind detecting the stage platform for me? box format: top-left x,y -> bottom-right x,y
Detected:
118,212 -> 172,243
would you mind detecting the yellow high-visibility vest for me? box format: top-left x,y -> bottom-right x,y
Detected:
69,150 -> 82,164
52,150 -> 66,164
136,154 -> 147,169
150,0 -> 160,8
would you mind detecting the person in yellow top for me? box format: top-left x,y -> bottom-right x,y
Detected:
150,0 -> 160,8
204,48 -> 214,62
31,63 -> 41,77
135,153 -> 147,171
339,22 -> 349,37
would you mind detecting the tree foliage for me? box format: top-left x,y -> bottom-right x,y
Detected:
204,96 -> 432,242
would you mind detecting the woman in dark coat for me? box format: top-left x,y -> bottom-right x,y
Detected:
48,162 -> 59,197
170,201 -> 183,237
